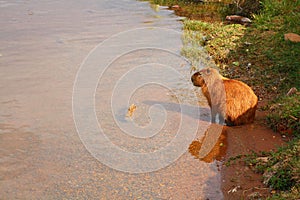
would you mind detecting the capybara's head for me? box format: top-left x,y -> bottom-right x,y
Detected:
191,67 -> 220,87
191,71 -> 205,87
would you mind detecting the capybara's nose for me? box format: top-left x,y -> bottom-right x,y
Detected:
191,74 -> 195,83
191,72 -> 199,83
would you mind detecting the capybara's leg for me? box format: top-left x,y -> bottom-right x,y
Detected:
211,108 -> 223,124
218,114 -> 225,125
211,109 -> 217,123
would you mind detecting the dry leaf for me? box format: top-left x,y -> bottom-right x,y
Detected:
126,104 -> 137,118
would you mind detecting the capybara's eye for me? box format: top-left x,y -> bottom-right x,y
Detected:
206,68 -> 211,74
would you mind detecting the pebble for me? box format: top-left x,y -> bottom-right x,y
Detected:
226,15 -> 252,23
171,5 -> 180,9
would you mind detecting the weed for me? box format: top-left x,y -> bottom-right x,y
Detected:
266,94 -> 300,137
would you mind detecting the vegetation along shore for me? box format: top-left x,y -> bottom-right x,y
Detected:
146,0 -> 299,199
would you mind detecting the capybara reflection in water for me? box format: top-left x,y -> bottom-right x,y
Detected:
191,67 -> 258,126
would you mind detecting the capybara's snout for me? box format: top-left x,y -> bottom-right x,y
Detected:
191,72 -> 198,83
191,72 -> 204,87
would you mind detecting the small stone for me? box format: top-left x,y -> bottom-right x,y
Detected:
284,33 -> 300,43
171,5 -> 180,9
226,15 -> 251,23
227,185 -> 241,194
271,190 -> 276,194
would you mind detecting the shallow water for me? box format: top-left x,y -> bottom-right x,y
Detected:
0,0 -> 223,199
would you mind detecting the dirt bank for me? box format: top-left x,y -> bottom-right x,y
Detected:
221,107 -> 286,199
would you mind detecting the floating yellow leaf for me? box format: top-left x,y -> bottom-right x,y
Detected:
126,104 -> 137,118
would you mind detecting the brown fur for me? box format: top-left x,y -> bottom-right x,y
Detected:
191,67 -> 258,126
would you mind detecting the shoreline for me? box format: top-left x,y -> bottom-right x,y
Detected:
220,107 -> 286,199
146,1 -> 299,199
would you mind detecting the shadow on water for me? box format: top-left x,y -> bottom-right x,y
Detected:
143,100 -> 211,121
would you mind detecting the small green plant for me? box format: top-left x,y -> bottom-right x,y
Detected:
267,186 -> 300,200
226,139 -> 299,194
251,140 -> 299,191
224,154 -> 244,167
266,94 -> 300,137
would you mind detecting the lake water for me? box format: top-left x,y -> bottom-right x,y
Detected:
0,0 -> 224,199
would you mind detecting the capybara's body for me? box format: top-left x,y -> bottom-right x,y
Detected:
191,67 -> 258,126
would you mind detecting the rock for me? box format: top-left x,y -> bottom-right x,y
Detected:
286,87 -> 298,96
226,15 -> 252,23
227,185 -> 241,194
284,33 -> 300,43
171,5 -> 180,9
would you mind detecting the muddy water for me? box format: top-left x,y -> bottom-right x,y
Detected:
0,0 -> 223,199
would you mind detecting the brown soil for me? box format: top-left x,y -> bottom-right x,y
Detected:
186,101 -> 287,199
221,108 -> 287,200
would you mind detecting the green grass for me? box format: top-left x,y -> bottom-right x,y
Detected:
253,0 -> 300,32
267,186 -> 300,200
225,139 -> 299,198
247,140 -> 300,198
182,20 -> 246,69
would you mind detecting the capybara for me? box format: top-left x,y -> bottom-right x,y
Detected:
191,67 -> 258,126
